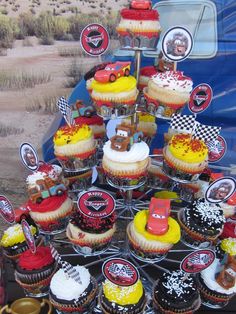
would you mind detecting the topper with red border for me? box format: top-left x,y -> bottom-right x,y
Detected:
181,249 -> 215,274
189,84 -> 213,114
207,135 -> 227,163
205,177 -> 236,204
20,142 -> 39,172
21,219 -> 36,254
0,195 -> 15,224
77,190 -> 115,219
102,258 -> 139,287
80,24 -> 110,57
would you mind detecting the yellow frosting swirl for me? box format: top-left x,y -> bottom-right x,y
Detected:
103,279 -> 143,305
53,124 -> 92,146
168,134 -> 208,163
137,112 -> 155,123
0,224 -> 37,247
220,238 -> 236,256
91,76 -> 137,93
134,210 -> 180,244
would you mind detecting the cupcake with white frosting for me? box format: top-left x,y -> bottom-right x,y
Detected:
49,266 -> 97,313
144,71 -> 193,118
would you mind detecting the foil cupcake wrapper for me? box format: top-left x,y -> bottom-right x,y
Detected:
105,173 -> 146,188
163,160 -> 200,182
57,152 -> 98,172
36,215 -> 71,235
94,103 -> 136,120
119,35 -> 159,50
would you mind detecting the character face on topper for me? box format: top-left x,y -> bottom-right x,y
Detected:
206,177 -> 236,203
20,143 -> 39,171
166,32 -> 188,57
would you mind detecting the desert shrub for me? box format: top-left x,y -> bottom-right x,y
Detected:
39,35 -> 54,45
0,14 -> 18,49
26,95 -> 60,114
64,59 -> 85,88
0,123 -> 24,137
17,13 -> 36,38
35,12 -> 55,43
23,37 -> 34,46
53,16 -> 69,40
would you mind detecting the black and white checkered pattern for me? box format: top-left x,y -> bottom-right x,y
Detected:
170,114 -> 196,134
57,97 -> 74,126
193,122 -> 221,142
50,244 -> 82,284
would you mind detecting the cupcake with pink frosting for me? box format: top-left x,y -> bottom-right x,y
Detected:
144,71 -> 193,118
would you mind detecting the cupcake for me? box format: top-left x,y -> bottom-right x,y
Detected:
49,266 -> 97,313
127,199 -> 181,261
15,246 -> 57,297
122,112 -> 157,146
220,193 -> 236,218
220,222 -> 236,240
116,2 -> 161,50
163,134 -> 208,181
28,193 -> 74,234
178,198 -> 226,249
66,210 -> 116,255
144,71 -> 193,118
0,223 -> 42,260
102,132 -> 150,187
90,76 -> 138,119
26,164 -> 66,204
84,62 -> 110,95
198,239 -> 236,308
153,270 -> 201,314
138,66 -> 158,91
74,114 -> 106,150
54,124 -> 97,171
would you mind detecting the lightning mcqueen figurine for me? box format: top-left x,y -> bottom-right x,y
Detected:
130,0 -> 152,10
147,198 -> 170,235
94,61 -> 131,83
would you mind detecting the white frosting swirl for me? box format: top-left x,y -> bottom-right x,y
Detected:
151,71 -> 193,93
26,165 -> 62,186
103,140 -> 149,163
50,266 -> 90,301
201,259 -> 236,295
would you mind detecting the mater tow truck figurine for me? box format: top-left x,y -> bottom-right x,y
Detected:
147,198 -> 170,235
94,61 -> 131,83
110,124 -> 143,152
216,255 -> 236,289
28,177 -> 66,204
72,100 -> 94,118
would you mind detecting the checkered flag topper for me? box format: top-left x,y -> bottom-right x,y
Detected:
193,123 -> 221,143
50,244 -> 82,284
108,263 -> 134,278
57,97 -> 74,126
170,114 -> 196,134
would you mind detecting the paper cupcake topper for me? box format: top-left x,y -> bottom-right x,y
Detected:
162,26 -> 193,62
57,97 -> 75,127
205,177 -> 236,204
0,195 -> 15,224
21,219 -> 36,253
181,249 -> 215,274
20,142 -> 39,171
77,190 -> 115,219
49,244 -> 82,284
189,84 -> 213,114
207,135 -> 227,163
102,258 -> 139,287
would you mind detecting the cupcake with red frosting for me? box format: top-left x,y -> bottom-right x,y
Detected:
66,210 -> 116,255
139,66 -> 159,91
220,221 -> 236,240
220,193 -> 236,218
117,1 -> 161,49
15,246 -> 57,297
28,193 -> 73,234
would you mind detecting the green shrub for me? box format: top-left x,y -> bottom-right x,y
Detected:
0,14 -> 18,49
53,16 -> 69,40
35,12 -> 55,40
17,13 -> 36,37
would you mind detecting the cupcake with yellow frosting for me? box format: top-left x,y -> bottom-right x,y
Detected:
122,112 -> 157,146
90,76 -> 138,118
127,207 -> 181,261
54,124 -> 97,171
163,133 -> 208,181
0,223 -> 42,260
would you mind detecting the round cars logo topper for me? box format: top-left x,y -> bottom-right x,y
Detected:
0,195 -> 15,224
21,219 -> 36,254
80,23 -> 110,57
189,84 -> 213,114
77,190 -> 115,219
102,258 -> 139,287
207,135 -> 227,163
181,250 -> 215,274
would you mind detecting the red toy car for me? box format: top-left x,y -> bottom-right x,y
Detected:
130,0 -> 152,10
147,198 -> 170,235
94,62 -> 131,83
14,202 -> 30,222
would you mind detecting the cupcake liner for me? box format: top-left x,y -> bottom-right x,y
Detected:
94,102 -> 136,120
153,297 -> 201,314
118,33 -> 160,50
143,88 -> 184,118
105,172 -> 147,188
57,149 -> 98,171
34,213 -> 72,234
163,159 -> 200,182
50,276 -> 97,313
178,210 -> 218,247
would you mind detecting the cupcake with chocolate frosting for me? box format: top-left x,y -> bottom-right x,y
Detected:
153,270 -> 201,313
178,198 -> 225,249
